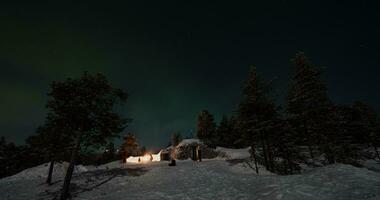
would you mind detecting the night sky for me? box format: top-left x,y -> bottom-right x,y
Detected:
1,1 -> 379,148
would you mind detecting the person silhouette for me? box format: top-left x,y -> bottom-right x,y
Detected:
197,146 -> 202,162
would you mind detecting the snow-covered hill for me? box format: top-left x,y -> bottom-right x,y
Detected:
1,151 -> 380,200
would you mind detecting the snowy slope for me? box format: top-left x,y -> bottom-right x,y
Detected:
216,146 -> 251,160
3,162 -> 89,182
1,157 -> 380,199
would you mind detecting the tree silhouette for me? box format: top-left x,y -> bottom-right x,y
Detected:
121,133 -> 139,162
44,72 -> 129,200
238,66 -> 278,172
171,132 -> 182,147
26,118 -> 73,184
286,52 -> 332,160
197,110 -> 217,147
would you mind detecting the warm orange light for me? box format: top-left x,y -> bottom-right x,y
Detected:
152,151 -> 161,162
125,151 -> 161,164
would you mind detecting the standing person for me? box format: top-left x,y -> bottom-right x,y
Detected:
192,146 -> 197,161
197,146 -> 202,162
169,158 -> 176,166
169,150 -> 176,166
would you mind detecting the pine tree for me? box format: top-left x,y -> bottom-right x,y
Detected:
286,52 -> 332,161
26,119 -> 73,184
0,138 -> 34,178
352,101 -> 380,159
45,72 -> 129,200
238,66 -> 278,172
270,116 -> 300,174
216,115 -> 231,147
327,104 -> 360,164
140,146 -> 147,155
229,116 -> 245,148
197,110 -> 217,147
121,133 -> 139,161
215,115 -> 242,148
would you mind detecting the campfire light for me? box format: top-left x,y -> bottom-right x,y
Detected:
125,151 -> 161,164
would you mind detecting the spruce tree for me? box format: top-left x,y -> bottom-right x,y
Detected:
238,66 -> 277,172
140,146 -> 147,155
216,115 -> 232,147
352,101 -> 380,159
0,138 -> 36,178
121,133 -> 139,161
229,116 -> 245,148
328,104 -> 360,164
286,52 -> 332,160
197,110 -> 217,147
270,116 -> 300,174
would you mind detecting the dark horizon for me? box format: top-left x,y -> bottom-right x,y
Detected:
1,1 -> 380,148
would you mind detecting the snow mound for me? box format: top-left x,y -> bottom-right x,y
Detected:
216,146 -> 251,160
177,139 -> 201,147
174,139 -> 219,159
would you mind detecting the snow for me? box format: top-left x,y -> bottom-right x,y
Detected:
176,139 -> 201,147
1,156 -> 380,199
362,159 -> 380,172
3,162 -> 89,182
216,147 -> 251,160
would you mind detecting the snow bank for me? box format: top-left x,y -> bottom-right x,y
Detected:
174,139 -> 218,159
216,146 -> 251,160
176,139 -> 201,147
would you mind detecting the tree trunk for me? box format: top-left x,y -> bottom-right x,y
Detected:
251,145 -> 259,174
122,151 -> 126,163
308,145 -> 314,159
60,133 -> 82,200
46,160 -> 54,185
287,154 -> 293,174
304,121 -> 314,159
326,145 -> 336,164
373,144 -> 380,160
260,133 -> 269,171
267,142 -> 274,172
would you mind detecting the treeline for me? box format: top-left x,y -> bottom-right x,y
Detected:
0,136 -> 131,178
0,128 -> 148,179
197,52 -> 380,174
